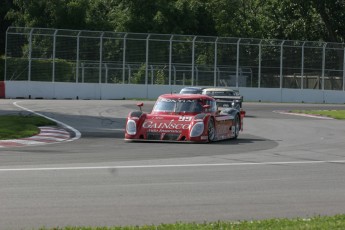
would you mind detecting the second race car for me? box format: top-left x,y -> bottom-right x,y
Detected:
125,93 -> 245,142
202,87 -> 243,109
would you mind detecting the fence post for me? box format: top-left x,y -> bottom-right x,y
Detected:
105,63 -> 108,83
236,38 -> 241,88
343,48 -> 345,91
280,40 -> 285,89
76,31 -> 81,83
81,63 -> 85,83
214,37 -> 219,87
122,33 -> 128,84
128,65 -> 131,84
169,35 -> 173,86
217,67 -> 220,86
28,28 -> 34,81
301,42 -> 305,89
321,43 -> 327,90
150,65 -> 154,84
52,29 -> 58,82
195,66 -> 199,86
75,31 -> 81,83
4,27 -> 9,81
191,36 -> 197,86
173,65 -> 176,85
99,32 -> 104,84
258,40 -> 262,88
145,34 -> 151,85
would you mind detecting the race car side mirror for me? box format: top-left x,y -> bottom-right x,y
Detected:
203,104 -> 210,112
137,103 -> 144,111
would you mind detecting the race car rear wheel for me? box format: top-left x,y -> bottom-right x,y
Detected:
208,118 -> 216,142
232,114 -> 240,139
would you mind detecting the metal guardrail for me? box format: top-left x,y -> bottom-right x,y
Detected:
5,27 -> 345,91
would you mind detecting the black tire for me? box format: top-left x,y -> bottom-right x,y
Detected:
232,114 -> 240,139
208,118 -> 216,142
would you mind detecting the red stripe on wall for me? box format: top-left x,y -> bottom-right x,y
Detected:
0,81 -> 5,98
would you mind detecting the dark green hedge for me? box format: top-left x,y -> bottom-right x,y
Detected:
4,57 -> 76,82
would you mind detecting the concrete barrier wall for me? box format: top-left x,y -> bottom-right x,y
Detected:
4,81 -> 345,104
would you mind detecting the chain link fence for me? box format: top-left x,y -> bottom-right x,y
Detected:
5,27 -> 345,90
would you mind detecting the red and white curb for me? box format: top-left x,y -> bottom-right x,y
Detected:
0,126 -> 71,148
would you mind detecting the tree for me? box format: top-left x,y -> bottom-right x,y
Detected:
250,0 -> 345,42
86,0 -> 115,31
309,0 -> 345,43
4,0 -> 345,44
255,0 -> 325,41
105,0 -> 216,35
0,0 -> 13,56
208,0 -> 262,38
6,0 -> 89,29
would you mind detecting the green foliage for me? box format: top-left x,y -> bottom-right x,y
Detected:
308,0 -> 345,42
5,57 -> 76,82
2,0 -> 345,68
54,59 -> 76,82
257,0 -> 325,41
86,0 -> 114,31
7,0 -> 89,29
34,214 -> 345,229
292,110 -> 345,119
4,0 -> 344,43
155,68 -> 166,85
0,1 -> 13,56
131,64 -> 146,84
4,57 -> 29,80
2,1 -> 344,91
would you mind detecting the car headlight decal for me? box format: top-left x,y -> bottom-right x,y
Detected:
126,119 -> 137,135
190,122 -> 204,137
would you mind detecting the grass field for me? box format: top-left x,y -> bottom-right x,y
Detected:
36,215 -> 345,229
0,115 -> 56,140
291,110 -> 345,119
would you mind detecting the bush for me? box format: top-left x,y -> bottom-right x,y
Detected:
4,57 -> 76,82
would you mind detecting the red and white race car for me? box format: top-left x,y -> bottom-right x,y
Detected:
125,94 -> 245,142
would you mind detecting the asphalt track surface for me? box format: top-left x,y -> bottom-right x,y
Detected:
1,99 -> 345,229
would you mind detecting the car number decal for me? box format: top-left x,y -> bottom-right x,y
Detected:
178,116 -> 192,121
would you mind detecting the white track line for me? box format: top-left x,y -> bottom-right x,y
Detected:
13,101 -> 81,141
1,160 -> 345,172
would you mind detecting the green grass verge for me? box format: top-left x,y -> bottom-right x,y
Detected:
36,215 -> 345,229
0,115 -> 56,140
291,110 -> 345,119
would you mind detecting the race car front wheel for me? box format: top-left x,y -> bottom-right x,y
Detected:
232,114 -> 240,139
208,118 -> 216,142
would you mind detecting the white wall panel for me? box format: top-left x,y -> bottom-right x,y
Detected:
5,81 -> 345,104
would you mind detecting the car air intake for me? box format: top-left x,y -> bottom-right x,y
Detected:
147,132 -> 180,141
162,133 -> 180,141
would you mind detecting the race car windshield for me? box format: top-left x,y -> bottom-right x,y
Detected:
153,99 -> 203,113
205,91 -> 235,96
181,90 -> 200,94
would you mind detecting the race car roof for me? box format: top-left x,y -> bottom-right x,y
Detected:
203,87 -> 237,92
159,93 -> 214,101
